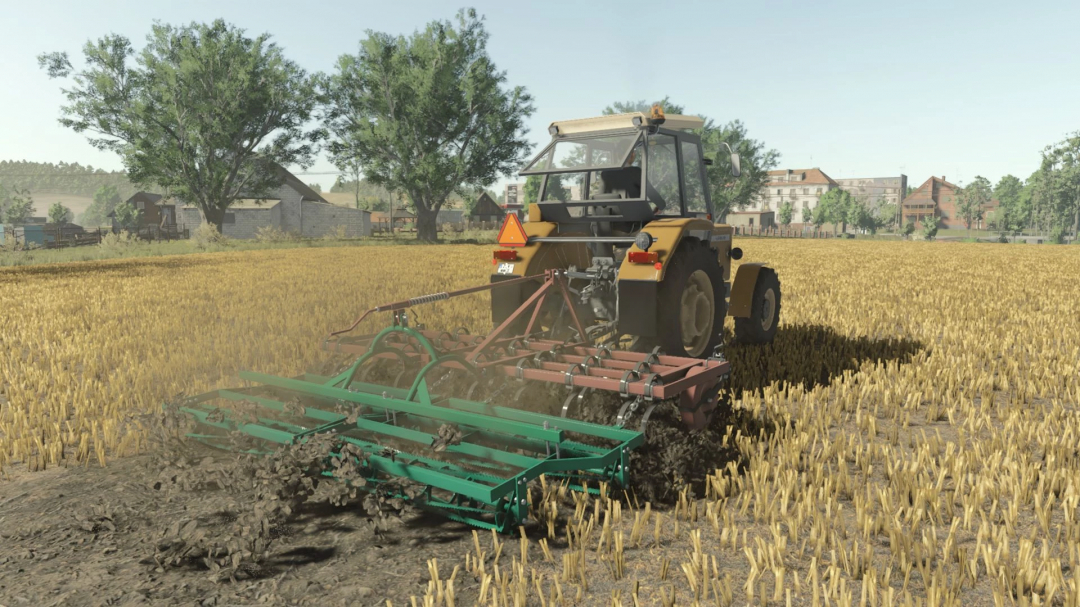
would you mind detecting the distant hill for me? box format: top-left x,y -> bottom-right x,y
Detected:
0,160 -> 137,201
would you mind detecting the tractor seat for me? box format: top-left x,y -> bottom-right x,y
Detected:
599,167 -> 642,199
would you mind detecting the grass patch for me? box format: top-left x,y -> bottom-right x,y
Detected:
0,230 -> 498,268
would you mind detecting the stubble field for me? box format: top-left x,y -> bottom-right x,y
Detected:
1,240 -> 1079,606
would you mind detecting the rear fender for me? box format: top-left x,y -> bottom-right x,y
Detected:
728,263 -> 766,318
616,217 -> 715,282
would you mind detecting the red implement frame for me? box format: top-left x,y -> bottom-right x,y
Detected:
323,270 -> 729,430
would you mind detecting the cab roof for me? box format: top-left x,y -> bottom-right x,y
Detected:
549,112 -> 706,136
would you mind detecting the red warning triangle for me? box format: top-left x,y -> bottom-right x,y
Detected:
496,213 -> 528,247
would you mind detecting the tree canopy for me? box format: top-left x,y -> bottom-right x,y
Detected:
1038,133 -> 1080,242
956,176 -> 992,231
40,19 -> 322,231
988,175 -> 1027,238
814,189 -> 855,232
320,9 -> 535,241
48,202 -> 73,224
5,188 -> 34,225
778,200 -> 793,226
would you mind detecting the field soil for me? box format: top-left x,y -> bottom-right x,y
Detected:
0,446 -> 482,607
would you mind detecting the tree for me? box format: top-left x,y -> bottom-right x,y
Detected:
921,216 -> 940,241
601,99 -> 779,218
989,174 -> 1026,240
40,20 -> 321,232
778,200 -> 793,226
112,200 -> 142,229
48,202 -> 73,224
80,185 -> 123,226
0,181 -> 8,223
1039,133 -> 1080,241
308,182 -> 322,193
523,174 -> 568,210
6,188 -> 34,225
815,189 -> 854,232
877,201 -> 898,232
321,10 -> 535,241
846,196 -> 874,234
956,175 -> 991,233
903,221 -> 916,237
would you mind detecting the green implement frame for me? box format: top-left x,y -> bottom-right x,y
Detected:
175,369 -> 643,533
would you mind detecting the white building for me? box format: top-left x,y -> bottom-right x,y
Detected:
750,168 -> 840,225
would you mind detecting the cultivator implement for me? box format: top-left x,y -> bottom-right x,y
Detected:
176,270 -> 730,532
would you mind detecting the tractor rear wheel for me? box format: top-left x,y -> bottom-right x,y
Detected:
734,268 -> 781,344
652,241 -> 726,359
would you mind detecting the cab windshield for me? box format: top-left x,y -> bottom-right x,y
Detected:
522,133 -> 641,175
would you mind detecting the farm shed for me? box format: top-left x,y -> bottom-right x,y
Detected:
436,209 -> 464,227
16,222 -> 87,247
470,192 -> 505,223
110,192 -> 177,230
177,164 -> 371,239
724,211 -> 776,229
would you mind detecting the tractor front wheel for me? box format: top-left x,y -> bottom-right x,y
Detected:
734,269 -> 781,345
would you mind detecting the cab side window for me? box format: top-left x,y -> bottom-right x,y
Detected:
681,141 -> 708,214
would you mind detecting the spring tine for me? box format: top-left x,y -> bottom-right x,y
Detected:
639,403 -> 659,434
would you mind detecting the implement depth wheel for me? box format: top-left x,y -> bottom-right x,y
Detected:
734,268 -> 781,345
652,242 -> 726,359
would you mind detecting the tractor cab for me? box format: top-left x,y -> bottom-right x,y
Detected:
519,106 -> 740,243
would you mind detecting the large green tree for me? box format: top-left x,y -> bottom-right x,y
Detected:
989,174 -> 1027,239
321,9 -> 535,241
814,188 -> 854,233
1039,133 -> 1080,241
40,20 -> 321,231
602,99 -> 780,219
956,175 -> 992,233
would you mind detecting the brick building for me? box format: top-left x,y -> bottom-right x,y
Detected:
901,176 -> 998,230
749,168 -> 839,225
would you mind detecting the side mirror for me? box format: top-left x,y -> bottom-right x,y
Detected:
730,153 -> 742,178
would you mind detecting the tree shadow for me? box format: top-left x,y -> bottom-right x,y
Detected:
723,323 -> 925,396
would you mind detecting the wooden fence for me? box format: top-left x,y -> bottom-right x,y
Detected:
4,224 -> 190,249
734,226 -> 835,238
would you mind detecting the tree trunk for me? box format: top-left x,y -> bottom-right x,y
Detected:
202,205 -> 225,233
415,207 -> 439,242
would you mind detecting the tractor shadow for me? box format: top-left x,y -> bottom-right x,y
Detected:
722,323 -> 925,397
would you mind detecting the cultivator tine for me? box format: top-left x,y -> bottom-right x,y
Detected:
175,370 -> 643,533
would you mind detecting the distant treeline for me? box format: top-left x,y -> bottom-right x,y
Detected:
0,161 -> 137,199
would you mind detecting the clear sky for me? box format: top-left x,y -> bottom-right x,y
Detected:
3,0 -> 1078,193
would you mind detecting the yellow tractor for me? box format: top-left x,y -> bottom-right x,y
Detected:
491,106 -> 781,359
